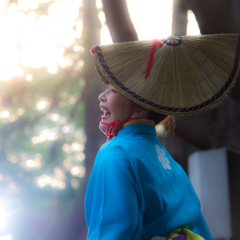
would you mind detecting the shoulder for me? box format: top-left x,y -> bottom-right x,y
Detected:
98,138 -> 128,157
94,139 -> 132,171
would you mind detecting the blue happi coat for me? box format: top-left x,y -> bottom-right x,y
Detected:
85,121 -> 213,240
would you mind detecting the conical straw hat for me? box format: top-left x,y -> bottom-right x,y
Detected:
91,34 -> 240,116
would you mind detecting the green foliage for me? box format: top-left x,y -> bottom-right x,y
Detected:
0,0 -> 100,239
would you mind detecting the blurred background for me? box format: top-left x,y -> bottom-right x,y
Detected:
0,0 -> 239,240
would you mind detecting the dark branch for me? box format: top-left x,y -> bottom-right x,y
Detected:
102,0 -> 138,42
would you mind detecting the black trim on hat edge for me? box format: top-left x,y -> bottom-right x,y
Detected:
94,35 -> 240,114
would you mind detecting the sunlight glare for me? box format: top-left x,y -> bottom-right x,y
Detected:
25,159 -> 42,169
0,202 -> 7,230
1,111 -> 10,118
51,178 -> 58,188
73,45 -> 83,52
19,14 -> 66,70
36,172 -> 66,189
0,4 -> 25,80
71,142 -> 84,152
30,1 -> 39,10
62,125 -> 71,133
47,64 -> 58,74
37,175 -> 49,187
32,127 -> 59,144
54,167 -> 65,180
0,1 -> 8,15
46,113 -> 61,122
37,174 -> 63,188
18,0 -> 30,11
96,0 -> 103,9
37,178 -> 46,188
37,98 -> 51,110
100,0 -> 173,45
0,235 -> 12,240
57,181 -> 66,189
48,1 -> 81,26
128,0 -> 173,40
9,0 -> 81,77
187,10 -> 201,35
59,57 -> 72,68
25,159 -> 36,168
70,166 -> 85,177
37,101 -> 48,110
75,20 -> 83,39
26,74 -> 33,81
99,15 -> 112,45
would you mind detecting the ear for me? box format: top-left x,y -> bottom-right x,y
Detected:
131,106 -> 149,119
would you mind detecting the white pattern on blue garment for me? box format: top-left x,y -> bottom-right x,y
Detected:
155,144 -> 171,170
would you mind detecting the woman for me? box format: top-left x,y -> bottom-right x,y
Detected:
85,34 -> 240,240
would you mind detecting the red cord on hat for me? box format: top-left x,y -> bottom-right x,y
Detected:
145,39 -> 163,80
90,49 -> 96,56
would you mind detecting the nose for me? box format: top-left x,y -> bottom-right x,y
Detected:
98,90 -> 106,102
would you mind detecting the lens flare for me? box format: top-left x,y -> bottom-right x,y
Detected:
0,235 -> 13,240
0,203 -> 7,229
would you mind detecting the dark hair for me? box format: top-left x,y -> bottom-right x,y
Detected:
130,102 -> 175,136
147,110 -> 167,125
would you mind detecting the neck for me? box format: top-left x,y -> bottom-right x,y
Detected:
104,104 -> 138,141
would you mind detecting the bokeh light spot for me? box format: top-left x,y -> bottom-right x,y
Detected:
71,178 -> 80,189
17,108 -> 25,115
70,166 -> 85,177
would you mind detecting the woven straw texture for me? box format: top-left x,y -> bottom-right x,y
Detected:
92,34 -> 240,116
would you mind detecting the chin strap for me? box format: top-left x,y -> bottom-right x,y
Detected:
104,104 -> 137,141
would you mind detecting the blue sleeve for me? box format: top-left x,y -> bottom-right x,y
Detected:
85,149 -> 142,240
192,212 -> 214,240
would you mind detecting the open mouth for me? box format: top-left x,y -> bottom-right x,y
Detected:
100,105 -> 111,118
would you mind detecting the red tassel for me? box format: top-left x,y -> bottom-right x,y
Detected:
145,39 -> 163,80
105,104 -> 138,141
90,49 -> 96,56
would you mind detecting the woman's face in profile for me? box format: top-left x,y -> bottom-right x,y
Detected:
98,84 -> 133,134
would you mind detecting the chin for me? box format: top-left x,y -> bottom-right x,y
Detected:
99,122 -> 108,135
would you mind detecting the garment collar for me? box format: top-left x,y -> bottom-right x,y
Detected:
115,120 -> 157,138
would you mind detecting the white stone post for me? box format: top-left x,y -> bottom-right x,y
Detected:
188,147 -> 240,239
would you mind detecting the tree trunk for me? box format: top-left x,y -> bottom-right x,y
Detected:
175,96 -> 240,151
102,0 -> 138,42
186,0 -> 240,35
61,1 -> 105,239
172,0 -> 188,36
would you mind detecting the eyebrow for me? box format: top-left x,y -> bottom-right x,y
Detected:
106,85 -> 119,92
112,87 -> 119,92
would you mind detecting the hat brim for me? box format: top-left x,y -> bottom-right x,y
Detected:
92,34 -> 240,116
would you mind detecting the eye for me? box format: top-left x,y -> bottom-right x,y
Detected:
111,89 -> 117,93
